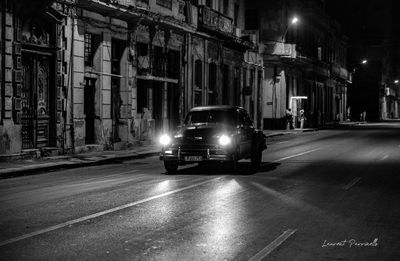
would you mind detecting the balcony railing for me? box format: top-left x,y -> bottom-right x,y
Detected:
331,64 -> 349,80
264,42 -> 297,58
198,6 -> 233,35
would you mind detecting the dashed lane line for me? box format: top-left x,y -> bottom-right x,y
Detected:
343,177 -> 362,190
273,148 -> 322,162
380,155 -> 389,161
0,177 -> 222,247
248,229 -> 297,261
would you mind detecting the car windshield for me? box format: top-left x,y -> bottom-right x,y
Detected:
184,110 -> 236,126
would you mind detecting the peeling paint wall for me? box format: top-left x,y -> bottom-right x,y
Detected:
0,121 -> 22,154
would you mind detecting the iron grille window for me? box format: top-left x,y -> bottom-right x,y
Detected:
84,33 -> 101,67
156,0 -> 172,9
84,33 -> 92,66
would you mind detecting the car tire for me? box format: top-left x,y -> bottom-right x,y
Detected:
250,147 -> 262,170
227,153 -> 238,173
164,160 -> 179,174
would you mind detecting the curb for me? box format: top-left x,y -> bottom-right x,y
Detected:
264,129 -> 317,137
0,151 -> 160,179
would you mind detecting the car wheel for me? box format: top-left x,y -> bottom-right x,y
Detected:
251,148 -> 262,170
164,160 -> 179,174
226,153 -> 238,173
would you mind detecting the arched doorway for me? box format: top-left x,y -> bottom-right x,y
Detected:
20,13 -> 57,149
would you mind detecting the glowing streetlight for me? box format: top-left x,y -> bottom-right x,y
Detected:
394,80 -> 399,84
282,16 -> 300,42
361,59 -> 368,64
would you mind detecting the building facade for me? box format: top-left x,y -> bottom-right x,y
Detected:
246,0 -> 349,129
0,0 -> 255,155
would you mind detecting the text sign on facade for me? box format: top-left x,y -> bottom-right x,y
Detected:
200,7 -> 233,35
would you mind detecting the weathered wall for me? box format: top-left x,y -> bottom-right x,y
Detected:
0,121 -> 22,154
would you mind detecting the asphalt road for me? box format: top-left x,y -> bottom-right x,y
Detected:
0,122 -> 399,261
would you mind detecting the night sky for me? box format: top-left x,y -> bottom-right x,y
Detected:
326,0 -> 398,63
326,0 -> 394,42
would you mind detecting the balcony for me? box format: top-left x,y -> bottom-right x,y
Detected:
264,42 -> 297,58
331,64 -> 349,81
198,6 -> 233,36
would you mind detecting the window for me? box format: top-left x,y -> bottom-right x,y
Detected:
222,64 -> 229,105
184,110 -> 237,126
84,33 -> 101,67
223,0 -> 229,15
239,110 -> 252,127
194,59 -> 203,106
84,33 -> 92,66
153,46 -> 165,77
137,42 -> 149,76
111,39 -> 125,75
233,67 -> 240,105
234,3 -> 239,26
245,9 -> 258,30
195,60 -> 203,89
167,50 -> 180,79
156,0 -> 172,9
137,80 -> 148,114
208,62 -> 217,105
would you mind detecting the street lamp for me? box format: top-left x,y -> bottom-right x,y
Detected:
282,16 -> 299,42
394,80 -> 399,84
351,59 -> 368,73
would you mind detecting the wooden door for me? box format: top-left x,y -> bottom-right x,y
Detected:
21,52 -> 51,149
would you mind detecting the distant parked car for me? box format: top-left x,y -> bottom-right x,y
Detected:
159,106 -> 267,173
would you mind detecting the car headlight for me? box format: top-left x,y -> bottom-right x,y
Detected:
218,135 -> 231,146
159,134 -> 172,146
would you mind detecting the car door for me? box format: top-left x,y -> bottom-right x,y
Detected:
238,110 -> 253,158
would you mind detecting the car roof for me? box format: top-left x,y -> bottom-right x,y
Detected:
189,105 -> 244,112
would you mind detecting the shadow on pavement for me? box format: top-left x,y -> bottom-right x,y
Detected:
163,161 -> 281,176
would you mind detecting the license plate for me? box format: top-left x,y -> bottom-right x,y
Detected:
184,156 -> 203,162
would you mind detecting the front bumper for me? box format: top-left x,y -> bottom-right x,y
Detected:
160,146 -> 235,164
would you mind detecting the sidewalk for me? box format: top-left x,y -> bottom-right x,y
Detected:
0,129 -> 316,178
0,145 -> 161,178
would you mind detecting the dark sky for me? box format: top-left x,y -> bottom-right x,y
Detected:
325,0 -> 396,45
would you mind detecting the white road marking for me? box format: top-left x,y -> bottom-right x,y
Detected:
76,170 -> 140,183
0,177 -> 222,247
343,177 -> 362,190
380,155 -> 389,161
275,141 -> 289,145
273,148 -> 321,162
248,229 -> 297,261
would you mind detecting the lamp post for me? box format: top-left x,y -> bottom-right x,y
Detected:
351,59 -> 368,73
282,16 -> 299,42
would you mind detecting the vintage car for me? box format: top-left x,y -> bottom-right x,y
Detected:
159,106 -> 267,173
